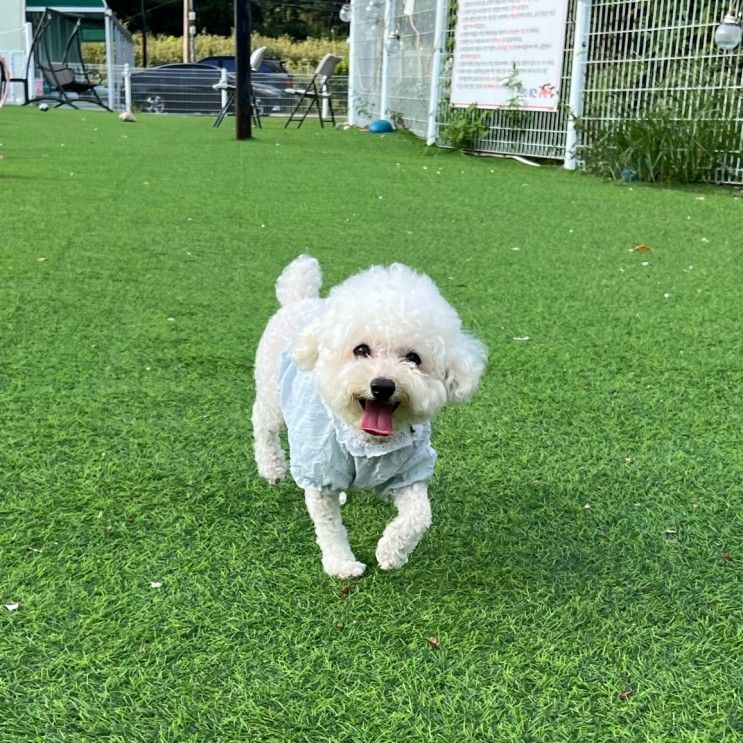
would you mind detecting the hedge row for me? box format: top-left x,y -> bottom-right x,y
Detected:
84,33 -> 348,73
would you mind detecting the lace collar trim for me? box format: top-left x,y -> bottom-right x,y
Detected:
332,415 -> 431,458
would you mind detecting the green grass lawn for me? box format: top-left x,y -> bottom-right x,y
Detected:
1,107 -> 741,741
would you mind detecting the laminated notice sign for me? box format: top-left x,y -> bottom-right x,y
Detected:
450,0 -> 570,112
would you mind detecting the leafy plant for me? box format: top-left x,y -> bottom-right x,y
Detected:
388,110 -> 407,131
442,104 -> 488,151
353,96 -> 373,120
501,63 -> 528,132
581,93 -> 741,184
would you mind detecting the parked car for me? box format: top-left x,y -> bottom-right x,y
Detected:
198,56 -> 294,91
129,62 -> 287,116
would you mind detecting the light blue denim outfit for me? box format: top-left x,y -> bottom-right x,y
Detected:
279,352 -> 437,498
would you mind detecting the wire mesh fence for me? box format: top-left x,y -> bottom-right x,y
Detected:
580,0 -> 742,184
349,0 -> 385,127
349,0 -> 743,185
437,0 -> 578,159
85,64 -> 348,121
385,0 -> 439,135
105,12 -> 135,110
348,0 -> 440,138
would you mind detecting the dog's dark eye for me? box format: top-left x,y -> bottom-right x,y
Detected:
405,351 -> 422,366
353,344 -> 371,358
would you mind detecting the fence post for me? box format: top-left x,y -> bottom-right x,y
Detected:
17,22 -> 34,104
218,67 -> 228,111
564,0 -> 592,169
123,63 -> 132,113
347,0 -> 356,126
426,0 -> 448,145
379,0 -> 393,120
104,9 -> 115,110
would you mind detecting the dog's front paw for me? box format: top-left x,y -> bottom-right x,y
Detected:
375,541 -> 411,571
257,458 -> 286,485
322,557 -> 367,579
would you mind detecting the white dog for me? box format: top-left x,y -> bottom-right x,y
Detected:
252,255 -> 486,579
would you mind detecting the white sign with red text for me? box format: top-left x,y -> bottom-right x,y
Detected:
450,0 -> 570,112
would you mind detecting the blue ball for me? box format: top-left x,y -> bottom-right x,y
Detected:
368,119 -> 394,134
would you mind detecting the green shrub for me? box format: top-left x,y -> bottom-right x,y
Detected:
581,93 -> 741,184
442,104 -> 489,151
84,33 -> 348,73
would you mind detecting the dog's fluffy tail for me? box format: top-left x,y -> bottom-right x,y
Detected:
275,255 -> 322,307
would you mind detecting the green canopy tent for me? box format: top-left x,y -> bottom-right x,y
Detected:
25,1 -> 133,108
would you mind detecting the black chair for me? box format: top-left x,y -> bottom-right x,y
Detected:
38,62 -> 108,110
284,54 -> 343,129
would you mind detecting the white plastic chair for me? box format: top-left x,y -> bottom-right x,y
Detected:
283,54 -> 343,129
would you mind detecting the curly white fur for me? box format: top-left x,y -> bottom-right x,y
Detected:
252,255 -> 486,578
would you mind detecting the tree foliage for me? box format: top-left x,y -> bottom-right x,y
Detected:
107,1 -> 349,40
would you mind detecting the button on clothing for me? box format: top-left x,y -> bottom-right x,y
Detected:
279,352 -> 437,498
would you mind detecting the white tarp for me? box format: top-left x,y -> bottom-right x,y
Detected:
450,0 -> 570,111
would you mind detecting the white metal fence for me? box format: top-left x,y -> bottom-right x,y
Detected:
350,0 -> 743,184
349,0 -> 440,136
104,11 -> 135,110
107,65 -> 348,120
438,0 -> 579,161
580,0 -> 742,183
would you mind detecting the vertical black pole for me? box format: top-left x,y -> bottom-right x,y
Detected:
235,0 -> 252,139
140,0 -> 148,67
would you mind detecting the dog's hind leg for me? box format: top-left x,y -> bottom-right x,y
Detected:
305,488 -> 366,579
252,392 -> 286,484
252,291 -> 323,485
252,310 -> 294,485
376,481 -> 432,571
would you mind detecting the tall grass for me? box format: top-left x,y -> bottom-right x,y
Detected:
580,94 -> 741,184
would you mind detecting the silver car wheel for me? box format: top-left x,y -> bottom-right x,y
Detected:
145,95 -> 165,113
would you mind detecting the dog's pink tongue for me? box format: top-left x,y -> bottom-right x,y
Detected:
360,401 -> 395,436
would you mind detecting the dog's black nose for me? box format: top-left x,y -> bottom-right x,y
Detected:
370,377 -> 396,402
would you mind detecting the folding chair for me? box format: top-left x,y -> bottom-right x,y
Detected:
283,54 -> 343,129
213,46 -> 266,128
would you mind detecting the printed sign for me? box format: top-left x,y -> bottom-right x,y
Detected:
450,0 -> 570,112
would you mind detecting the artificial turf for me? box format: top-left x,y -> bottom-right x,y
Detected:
0,107 -> 741,742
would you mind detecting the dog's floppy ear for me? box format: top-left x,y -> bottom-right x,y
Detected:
444,332 -> 487,403
292,319 -> 321,371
